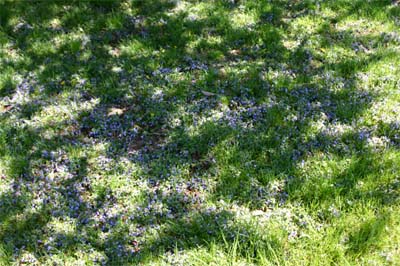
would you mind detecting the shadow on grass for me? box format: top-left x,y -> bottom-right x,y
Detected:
0,0 -> 399,264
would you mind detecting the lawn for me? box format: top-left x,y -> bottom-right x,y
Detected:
0,0 -> 399,265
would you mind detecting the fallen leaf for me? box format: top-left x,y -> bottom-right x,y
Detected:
107,107 -> 126,116
1,105 -> 13,113
229,49 -> 241,55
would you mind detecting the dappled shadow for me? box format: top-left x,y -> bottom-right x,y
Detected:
0,0 -> 399,264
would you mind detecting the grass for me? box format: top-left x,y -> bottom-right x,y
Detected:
0,0 -> 399,265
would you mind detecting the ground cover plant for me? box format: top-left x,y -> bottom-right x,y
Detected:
0,0 -> 399,265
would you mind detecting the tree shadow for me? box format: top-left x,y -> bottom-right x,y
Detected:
0,0 -> 399,264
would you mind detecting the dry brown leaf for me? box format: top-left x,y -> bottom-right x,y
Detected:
1,105 -> 13,113
107,107 -> 126,116
229,49 -> 241,55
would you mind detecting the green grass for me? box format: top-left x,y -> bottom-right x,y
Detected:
0,0 -> 399,265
